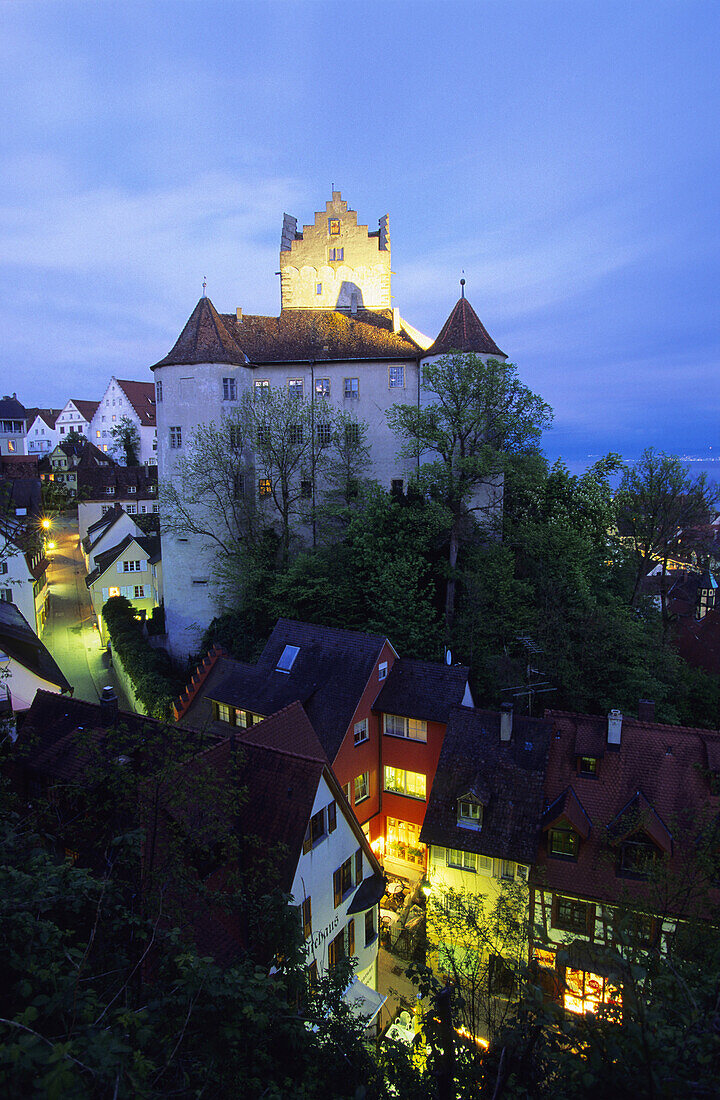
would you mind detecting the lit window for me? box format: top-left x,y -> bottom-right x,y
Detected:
579,756 -> 598,776
354,719 -> 368,745
389,366 -> 404,388
447,848 -> 477,872
254,379 -> 270,398
288,379 -> 304,398
344,377 -> 359,399
378,661 -> 387,681
169,426 -> 182,448
222,377 -> 237,401
315,378 -> 330,397
549,826 -> 579,859
96,431 -> 101,438
354,772 -> 369,803
217,703 -> 231,723
383,714 -> 427,742
328,218 -> 340,235
258,478 -> 271,497
384,766 -> 426,800
458,799 -> 482,827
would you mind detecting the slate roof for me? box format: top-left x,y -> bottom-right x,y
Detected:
25,408 -> 61,430
537,709 -> 720,908
85,533 -> 160,586
151,296 -> 423,370
373,658 -> 470,723
182,619 -> 390,761
0,395 -> 26,419
82,503 -> 127,550
77,464 -> 158,501
0,476 -> 42,520
420,707 -> 552,865
0,603 -> 71,694
425,296 -> 505,358
116,380 -> 157,427
0,455 -> 39,479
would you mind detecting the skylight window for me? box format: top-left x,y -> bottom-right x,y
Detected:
276,644 -> 300,673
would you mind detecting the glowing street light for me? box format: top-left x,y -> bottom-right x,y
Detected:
41,518 -> 51,530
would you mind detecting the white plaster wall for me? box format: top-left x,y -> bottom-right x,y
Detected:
26,416 -> 59,455
2,658 -> 64,712
1,551 -> 38,634
84,513 -> 143,569
78,498 -> 158,542
291,774 -> 379,985
90,379 -> 157,465
57,401 -> 92,439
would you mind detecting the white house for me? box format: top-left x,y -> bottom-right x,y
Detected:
56,399 -> 99,440
85,533 -> 161,644
25,409 -> 62,456
77,465 -> 158,541
81,503 -> 144,571
89,378 -> 157,465
0,601 -> 71,715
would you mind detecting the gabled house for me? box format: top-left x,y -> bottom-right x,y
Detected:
420,705 -> 552,1011
532,705 -> 720,1015
81,503 -> 144,571
76,465 -> 158,540
0,602 -> 71,715
0,394 -> 28,456
89,378 -> 157,465
25,408 -> 62,456
55,398 -> 99,440
39,438 -> 116,496
85,533 -> 162,642
177,619 -> 473,876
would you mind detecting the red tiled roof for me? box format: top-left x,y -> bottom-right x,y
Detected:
25,408 -> 62,429
537,709 -> 720,909
116,380 -> 157,427
425,296 -> 505,358
151,296 -> 422,369
675,608 -> 720,676
542,787 -> 592,839
68,400 -> 100,421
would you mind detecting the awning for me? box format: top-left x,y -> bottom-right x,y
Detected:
348,872 -> 386,914
343,977 -> 387,1024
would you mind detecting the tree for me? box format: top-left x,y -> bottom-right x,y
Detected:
615,447 -> 719,616
388,354 -> 552,634
109,415 -> 140,466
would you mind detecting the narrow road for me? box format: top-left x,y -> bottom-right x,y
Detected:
42,515 -> 133,711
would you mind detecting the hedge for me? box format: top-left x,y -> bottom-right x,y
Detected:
102,596 -> 179,720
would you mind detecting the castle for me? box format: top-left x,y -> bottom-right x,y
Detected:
151,192 -> 506,659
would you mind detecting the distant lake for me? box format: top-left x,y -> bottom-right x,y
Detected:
546,452 -> 720,486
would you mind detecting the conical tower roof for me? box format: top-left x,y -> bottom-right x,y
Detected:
426,294 -> 505,358
151,297 -> 248,369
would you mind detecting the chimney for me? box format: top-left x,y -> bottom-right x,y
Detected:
392,306 -> 400,334
638,699 -> 655,723
350,292 -> 358,315
607,709 -> 623,747
500,702 -> 513,742
100,686 -> 119,727
236,307 -> 243,322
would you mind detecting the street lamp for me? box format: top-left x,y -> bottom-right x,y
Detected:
41,518 -> 51,530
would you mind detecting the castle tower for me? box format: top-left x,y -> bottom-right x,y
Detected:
279,191 -> 392,313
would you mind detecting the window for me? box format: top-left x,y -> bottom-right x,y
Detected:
258,478 -> 272,497
316,283 -> 322,295
317,422 -> 332,446
0,588 -> 13,603
354,719 -> 368,745
300,479 -> 312,499
458,799 -> 482,827
301,897 -> 312,940
257,426 -> 270,445
500,860 -> 515,880
152,503 -> 159,513
447,848 -> 477,872
276,644 -> 300,673
0,563 -> 6,575
288,379 -> 304,398
315,378 -> 330,397
121,560 -> 143,573
384,766 -> 426,800
354,772 -> 369,804
489,954 -> 515,997
333,857 -> 353,907
254,379 -> 270,398
156,380 -> 163,403
327,801 -> 337,833
128,485 -> 136,494
579,756 -> 598,776
222,377 -> 237,401
303,809 -> 326,853
553,896 -> 592,935
289,424 -> 303,445
328,218 -> 340,235
216,703 -> 231,723
329,247 -> 344,260
344,423 -> 359,446
328,922 -> 354,970
619,837 -> 657,878
344,377 -> 359,399
133,585 -> 144,598
383,714 -> 427,742
378,661 -> 387,681
365,908 -> 375,946
307,960 -> 318,987
389,365 -> 405,388
549,826 -> 579,860
169,426 -> 182,448
96,431 -> 101,439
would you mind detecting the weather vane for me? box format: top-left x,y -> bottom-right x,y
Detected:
460,271 -> 466,298
202,276 -> 207,298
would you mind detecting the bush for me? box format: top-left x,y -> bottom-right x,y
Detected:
102,597 -> 180,719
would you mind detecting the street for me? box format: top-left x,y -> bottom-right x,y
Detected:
42,514 -> 133,711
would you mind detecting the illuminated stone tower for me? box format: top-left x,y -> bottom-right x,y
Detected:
279,191 -> 392,312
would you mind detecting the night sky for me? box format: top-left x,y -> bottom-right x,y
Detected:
3,1 -> 719,470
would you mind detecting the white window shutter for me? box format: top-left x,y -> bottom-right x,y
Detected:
102,588 -> 108,601
141,560 -> 148,572
117,562 -> 124,575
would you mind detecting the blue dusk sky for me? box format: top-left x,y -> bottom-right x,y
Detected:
3,0 -> 719,469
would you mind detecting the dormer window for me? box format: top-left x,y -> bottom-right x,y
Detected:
578,756 -> 598,777
619,837 -> 657,879
457,797 -> 483,830
548,825 -> 579,860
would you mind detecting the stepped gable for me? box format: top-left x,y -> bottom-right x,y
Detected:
152,300 -> 422,369
116,380 -> 157,427
373,658 -> 471,724
151,297 -> 249,369
426,295 -> 505,358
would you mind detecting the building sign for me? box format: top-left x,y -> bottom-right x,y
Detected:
310,915 -> 339,952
